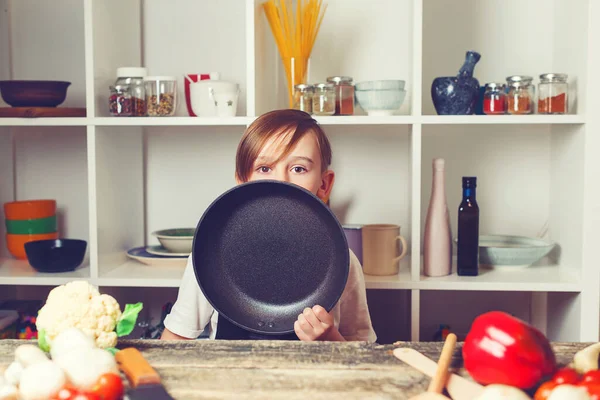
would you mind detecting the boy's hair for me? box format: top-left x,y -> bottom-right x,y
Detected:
235,109 -> 332,182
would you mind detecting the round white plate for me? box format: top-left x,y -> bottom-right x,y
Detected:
126,247 -> 187,268
145,245 -> 189,257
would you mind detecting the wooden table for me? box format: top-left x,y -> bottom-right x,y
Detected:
0,340 -> 590,399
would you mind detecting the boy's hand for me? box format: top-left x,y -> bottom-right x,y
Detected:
294,305 -> 345,341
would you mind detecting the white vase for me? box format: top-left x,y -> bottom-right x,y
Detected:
423,158 -> 452,277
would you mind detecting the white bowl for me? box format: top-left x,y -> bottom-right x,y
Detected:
355,89 -> 406,116
152,228 -> 195,254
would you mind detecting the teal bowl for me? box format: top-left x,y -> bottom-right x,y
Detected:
355,89 -> 406,116
5,215 -> 57,234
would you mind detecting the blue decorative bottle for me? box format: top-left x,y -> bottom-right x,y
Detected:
431,51 -> 481,115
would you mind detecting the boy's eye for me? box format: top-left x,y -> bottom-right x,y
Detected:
292,166 -> 307,173
257,166 -> 271,173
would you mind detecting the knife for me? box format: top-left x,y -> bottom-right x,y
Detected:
115,347 -> 175,400
393,348 -> 484,400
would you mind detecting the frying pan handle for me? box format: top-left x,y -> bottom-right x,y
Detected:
393,235 -> 407,262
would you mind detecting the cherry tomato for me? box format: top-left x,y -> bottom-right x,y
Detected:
91,373 -> 125,400
579,382 -> 600,400
552,367 -> 581,385
534,381 -> 558,400
52,386 -> 101,400
583,371 -> 600,384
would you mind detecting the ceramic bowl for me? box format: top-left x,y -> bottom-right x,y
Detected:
355,88 -> 406,116
152,228 -> 195,254
4,199 -> 56,220
24,239 -> 87,273
0,80 -> 71,107
355,80 -> 406,91
5,215 -> 57,235
455,235 -> 556,268
6,232 -> 59,260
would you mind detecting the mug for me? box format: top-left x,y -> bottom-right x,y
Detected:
209,88 -> 240,117
190,80 -> 239,117
362,224 -> 407,276
342,224 -> 363,264
184,73 -> 210,116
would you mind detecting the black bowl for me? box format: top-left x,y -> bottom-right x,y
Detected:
0,80 -> 71,107
24,239 -> 87,273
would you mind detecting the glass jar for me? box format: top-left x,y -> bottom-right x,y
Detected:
483,83 -> 506,115
538,73 -> 568,114
312,83 -> 335,116
326,76 -> 354,115
115,67 -> 148,116
108,85 -> 132,116
506,75 -> 535,114
293,84 -> 313,113
144,76 -> 177,116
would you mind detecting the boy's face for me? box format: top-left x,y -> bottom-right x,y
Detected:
237,130 -> 335,202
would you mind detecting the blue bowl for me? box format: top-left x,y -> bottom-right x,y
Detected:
24,239 -> 87,273
355,89 -> 406,116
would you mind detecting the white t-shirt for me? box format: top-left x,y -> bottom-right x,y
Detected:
163,249 -> 377,342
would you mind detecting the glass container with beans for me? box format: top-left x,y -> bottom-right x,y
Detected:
506,75 -> 535,115
327,76 -> 354,115
312,83 -> 335,116
115,67 -> 148,116
538,73 -> 568,114
144,76 -> 177,116
109,85 -> 132,116
293,84 -> 313,113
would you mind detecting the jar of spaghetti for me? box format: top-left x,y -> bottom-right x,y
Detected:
312,83 -> 335,116
483,83 -> 506,115
293,84 -> 313,114
506,76 -> 534,114
326,76 -> 354,115
538,73 -> 568,114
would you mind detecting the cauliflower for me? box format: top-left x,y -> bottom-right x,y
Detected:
36,281 -> 143,351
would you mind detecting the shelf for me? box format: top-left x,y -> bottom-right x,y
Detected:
0,118 -> 88,127
96,260 -> 185,288
92,117 -> 253,127
313,116 -> 414,125
364,257 -> 414,289
0,258 -> 91,286
420,115 -> 585,125
418,264 -> 580,292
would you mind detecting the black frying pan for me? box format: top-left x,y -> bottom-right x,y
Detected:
192,180 -> 349,335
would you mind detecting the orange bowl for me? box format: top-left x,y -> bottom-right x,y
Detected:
6,232 -> 59,260
4,200 -> 56,220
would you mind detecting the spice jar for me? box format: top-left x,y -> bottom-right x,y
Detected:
115,67 -> 148,116
108,85 -> 132,116
506,75 -> 534,115
144,76 -> 177,116
293,84 -> 313,113
326,76 -> 354,115
483,83 -> 506,115
312,83 -> 335,116
538,73 -> 568,114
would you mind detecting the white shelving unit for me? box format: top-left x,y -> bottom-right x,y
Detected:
1,0 -> 599,343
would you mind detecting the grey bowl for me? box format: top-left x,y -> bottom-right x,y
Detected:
454,235 -> 556,268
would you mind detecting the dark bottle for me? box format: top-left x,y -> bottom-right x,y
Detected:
457,177 -> 479,276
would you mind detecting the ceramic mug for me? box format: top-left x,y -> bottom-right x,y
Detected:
209,88 -> 240,117
362,224 -> 407,276
342,224 -> 363,264
190,80 -> 239,117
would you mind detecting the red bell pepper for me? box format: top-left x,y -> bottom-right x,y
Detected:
462,311 -> 557,389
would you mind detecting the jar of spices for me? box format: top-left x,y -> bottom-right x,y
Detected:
293,84 -> 313,113
115,67 -> 148,116
506,75 -> 535,115
144,76 -> 177,116
312,83 -> 335,116
326,76 -> 354,115
108,85 -> 132,117
538,73 -> 568,114
483,83 -> 506,115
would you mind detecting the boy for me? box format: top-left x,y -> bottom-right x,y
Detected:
161,109 -> 376,342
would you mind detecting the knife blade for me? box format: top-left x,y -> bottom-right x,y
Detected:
115,347 -> 175,400
393,348 -> 484,400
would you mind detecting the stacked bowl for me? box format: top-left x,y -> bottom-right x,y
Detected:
4,200 -> 58,260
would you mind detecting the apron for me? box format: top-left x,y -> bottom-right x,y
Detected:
215,313 -> 299,341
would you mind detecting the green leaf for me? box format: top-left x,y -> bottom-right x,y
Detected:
116,302 -> 143,337
38,329 -> 50,352
105,347 -> 119,356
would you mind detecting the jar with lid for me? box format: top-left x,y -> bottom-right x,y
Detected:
115,67 -> 148,116
482,83 -> 506,115
538,73 -> 568,114
108,85 -> 132,116
312,83 -> 335,116
144,76 -> 177,116
293,84 -> 313,113
506,75 -> 534,114
326,76 -> 354,115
